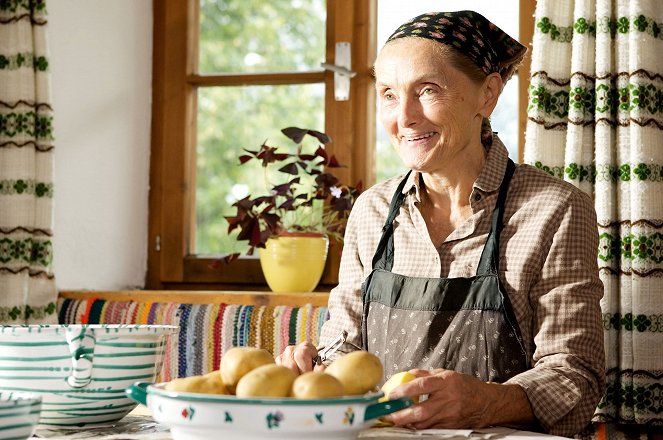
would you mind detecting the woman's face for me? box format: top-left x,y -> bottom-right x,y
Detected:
375,38 -> 490,175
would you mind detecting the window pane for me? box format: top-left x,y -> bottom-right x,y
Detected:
490,77 -> 519,160
375,1 -> 520,182
195,84 -> 325,255
199,0 -> 326,73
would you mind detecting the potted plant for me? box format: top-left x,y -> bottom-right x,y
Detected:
223,127 -> 363,292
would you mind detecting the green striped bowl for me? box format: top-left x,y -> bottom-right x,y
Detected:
0,324 -> 178,428
0,391 -> 41,440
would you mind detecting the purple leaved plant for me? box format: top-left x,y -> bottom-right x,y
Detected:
223,127 -> 363,263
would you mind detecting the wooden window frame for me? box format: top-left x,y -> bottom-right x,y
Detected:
146,0 -> 535,290
147,0 -> 376,289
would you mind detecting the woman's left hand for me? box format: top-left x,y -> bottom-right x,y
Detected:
383,368 -> 491,429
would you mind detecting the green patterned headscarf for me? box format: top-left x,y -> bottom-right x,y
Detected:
386,10 -> 527,83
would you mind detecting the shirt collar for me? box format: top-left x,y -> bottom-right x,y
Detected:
401,134 -> 511,200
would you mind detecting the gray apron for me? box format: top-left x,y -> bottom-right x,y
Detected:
361,159 -> 529,383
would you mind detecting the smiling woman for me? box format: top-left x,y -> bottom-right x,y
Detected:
375,39 -> 499,179
375,1 -> 522,181
277,9 -> 605,437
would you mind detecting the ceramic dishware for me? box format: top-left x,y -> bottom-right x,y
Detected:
128,381 -> 411,440
0,324 -> 178,428
0,391 -> 41,440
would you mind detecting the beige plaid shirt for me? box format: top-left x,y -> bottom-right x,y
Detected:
319,137 -> 605,437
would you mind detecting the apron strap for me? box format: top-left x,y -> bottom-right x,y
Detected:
371,171 -> 412,271
372,158 -> 515,274
476,159 -> 516,275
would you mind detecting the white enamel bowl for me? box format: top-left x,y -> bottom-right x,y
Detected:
127,382 -> 412,440
0,391 -> 41,440
0,324 -> 178,428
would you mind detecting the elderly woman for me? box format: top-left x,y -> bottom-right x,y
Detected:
277,10 -> 605,437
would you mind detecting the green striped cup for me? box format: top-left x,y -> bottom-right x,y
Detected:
0,324 -> 178,428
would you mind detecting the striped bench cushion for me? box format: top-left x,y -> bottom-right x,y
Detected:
57,298 -> 329,382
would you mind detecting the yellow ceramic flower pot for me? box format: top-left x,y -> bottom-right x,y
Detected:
258,234 -> 329,292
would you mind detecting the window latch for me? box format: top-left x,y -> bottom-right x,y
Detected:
321,42 -> 355,101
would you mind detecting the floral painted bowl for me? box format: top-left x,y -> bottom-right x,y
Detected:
0,391 -> 41,440
0,324 -> 178,428
127,382 -> 411,440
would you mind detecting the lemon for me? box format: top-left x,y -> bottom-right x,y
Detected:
379,371 -> 418,403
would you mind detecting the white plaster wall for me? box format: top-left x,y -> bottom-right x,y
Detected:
49,0 -> 152,290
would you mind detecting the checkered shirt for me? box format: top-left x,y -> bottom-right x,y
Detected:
319,137 -> 605,437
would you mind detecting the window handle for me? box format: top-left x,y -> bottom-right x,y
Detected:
321,42 -> 354,101
320,63 -> 356,78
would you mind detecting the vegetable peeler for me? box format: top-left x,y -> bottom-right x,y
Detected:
313,330 -> 348,366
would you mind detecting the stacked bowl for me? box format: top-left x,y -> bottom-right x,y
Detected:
0,391 -> 41,440
0,324 -> 177,427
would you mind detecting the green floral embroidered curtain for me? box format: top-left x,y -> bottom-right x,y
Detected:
0,0 -> 57,324
524,0 -> 662,427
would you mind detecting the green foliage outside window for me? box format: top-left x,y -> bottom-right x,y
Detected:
195,0 -> 326,255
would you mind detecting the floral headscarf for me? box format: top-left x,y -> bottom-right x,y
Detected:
386,10 -> 527,83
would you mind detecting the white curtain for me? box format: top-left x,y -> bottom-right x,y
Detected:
525,0 -> 662,429
0,0 -> 57,324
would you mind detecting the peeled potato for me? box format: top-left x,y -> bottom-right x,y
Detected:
326,351 -> 383,395
164,374 -> 227,395
379,371 -> 418,403
292,372 -> 344,399
236,364 -> 296,398
221,347 -> 275,394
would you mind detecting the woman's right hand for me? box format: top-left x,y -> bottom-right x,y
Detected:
276,341 -> 325,375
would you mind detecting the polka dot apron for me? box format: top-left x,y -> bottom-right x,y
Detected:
361,159 -> 529,383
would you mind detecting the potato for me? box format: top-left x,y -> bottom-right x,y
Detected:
202,370 -> 229,395
379,371 -> 418,403
164,376 -> 207,393
221,347 -> 275,394
164,373 -> 228,395
292,372 -> 344,399
325,351 -> 383,395
204,369 -> 222,379
236,364 -> 296,398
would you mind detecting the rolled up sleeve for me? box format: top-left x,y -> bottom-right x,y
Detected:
506,191 -> 605,437
318,195 -> 369,359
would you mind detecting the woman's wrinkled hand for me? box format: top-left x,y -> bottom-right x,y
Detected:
275,341 -> 326,375
382,368 -> 492,429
